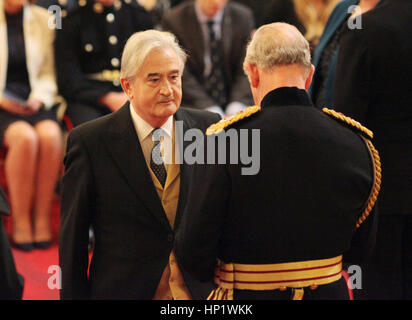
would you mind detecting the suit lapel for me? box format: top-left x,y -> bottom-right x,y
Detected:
221,5 -> 233,69
173,109 -> 195,230
102,104 -> 171,231
186,3 -> 206,73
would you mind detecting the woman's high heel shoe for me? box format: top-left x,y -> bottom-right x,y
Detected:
11,241 -> 34,252
33,241 -> 52,250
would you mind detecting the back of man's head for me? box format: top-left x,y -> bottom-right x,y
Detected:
244,22 -> 312,76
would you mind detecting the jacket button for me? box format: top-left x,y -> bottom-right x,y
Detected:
167,234 -> 174,243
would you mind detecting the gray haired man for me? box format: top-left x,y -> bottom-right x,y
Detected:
59,30 -> 220,300
175,23 -> 380,300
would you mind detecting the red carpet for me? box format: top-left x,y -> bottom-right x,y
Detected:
3,195 -> 61,300
11,244 -> 60,300
1,149 -> 62,300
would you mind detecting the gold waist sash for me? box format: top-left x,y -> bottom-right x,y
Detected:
208,255 -> 343,300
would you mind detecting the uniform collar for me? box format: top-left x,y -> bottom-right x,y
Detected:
261,87 -> 313,109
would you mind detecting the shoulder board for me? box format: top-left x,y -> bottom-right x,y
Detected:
322,108 -> 373,139
206,105 -> 261,136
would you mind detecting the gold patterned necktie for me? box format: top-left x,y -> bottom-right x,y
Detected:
205,20 -> 228,107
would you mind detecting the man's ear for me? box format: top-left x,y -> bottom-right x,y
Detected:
246,63 -> 260,89
120,78 -> 132,98
305,64 -> 315,91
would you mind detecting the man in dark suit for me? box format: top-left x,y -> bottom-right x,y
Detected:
333,0 -> 412,299
59,30 -> 220,299
54,0 -> 154,127
161,0 -> 254,118
0,186 -> 24,299
309,0 -> 383,110
175,22 -> 380,300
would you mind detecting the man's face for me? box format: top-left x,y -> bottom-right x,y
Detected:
126,47 -> 182,127
197,0 -> 228,18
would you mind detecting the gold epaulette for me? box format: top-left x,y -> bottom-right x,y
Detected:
322,108 -> 373,139
206,105 -> 261,136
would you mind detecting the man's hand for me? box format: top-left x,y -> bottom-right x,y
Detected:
25,98 -> 44,113
99,92 -> 128,112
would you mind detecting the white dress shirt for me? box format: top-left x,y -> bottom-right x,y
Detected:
129,103 -> 175,169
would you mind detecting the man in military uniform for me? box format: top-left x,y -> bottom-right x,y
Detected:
175,22 -> 381,300
54,0 -> 153,127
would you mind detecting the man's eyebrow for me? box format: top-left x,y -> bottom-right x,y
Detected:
147,73 -> 160,78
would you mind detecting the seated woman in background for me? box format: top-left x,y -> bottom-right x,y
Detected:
0,0 -> 62,251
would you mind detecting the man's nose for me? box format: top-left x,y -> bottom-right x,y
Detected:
160,80 -> 173,96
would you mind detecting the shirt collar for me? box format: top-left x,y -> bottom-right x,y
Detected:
260,87 -> 313,109
129,103 -> 173,142
194,1 -> 225,25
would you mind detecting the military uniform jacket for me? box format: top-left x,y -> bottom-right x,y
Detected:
54,0 -> 153,106
175,87 -> 378,299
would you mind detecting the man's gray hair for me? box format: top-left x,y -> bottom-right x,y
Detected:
243,22 -> 311,74
121,29 -> 187,79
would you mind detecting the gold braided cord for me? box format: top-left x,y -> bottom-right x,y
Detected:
356,137 -> 382,228
322,108 -> 373,139
206,105 -> 261,136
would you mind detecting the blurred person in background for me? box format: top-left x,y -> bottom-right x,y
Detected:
54,0 -> 153,128
0,0 -> 63,251
333,0 -> 412,299
309,0 -> 382,109
161,0 -> 254,119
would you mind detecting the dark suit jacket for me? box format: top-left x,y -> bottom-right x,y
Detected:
176,87 -> 377,299
309,0 -> 359,107
161,0 -> 254,110
0,186 -> 24,300
59,103 -> 220,299
333,0 -> 412,216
